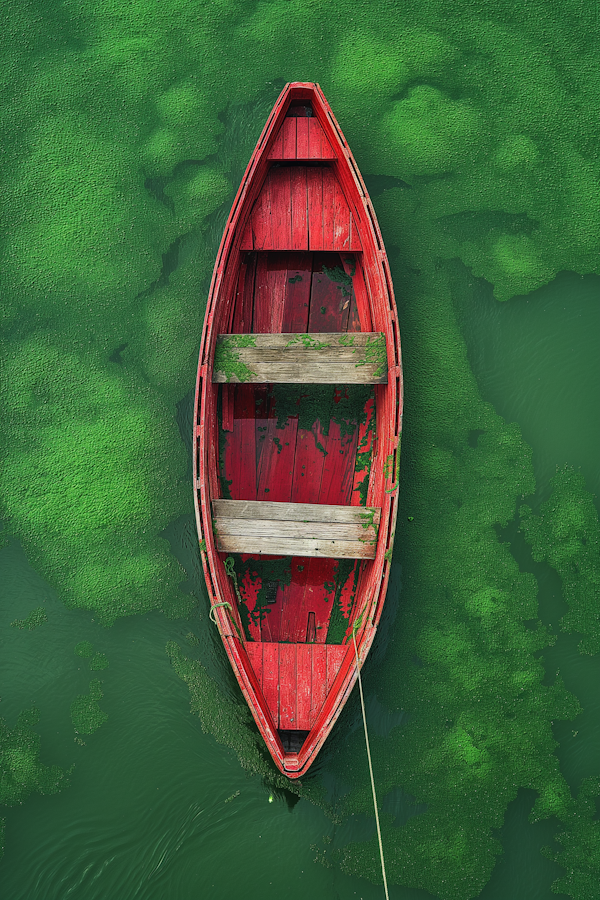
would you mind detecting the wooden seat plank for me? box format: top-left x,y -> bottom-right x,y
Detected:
213,330 -> 389,384
214,534 -> 376,559
212,499 -> 380,525
213,516 -> 377,544
216,331 -> 382,351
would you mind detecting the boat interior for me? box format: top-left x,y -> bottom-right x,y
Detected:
209,99 -> 388,738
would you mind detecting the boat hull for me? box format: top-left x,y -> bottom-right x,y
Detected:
193,83 -> 402,778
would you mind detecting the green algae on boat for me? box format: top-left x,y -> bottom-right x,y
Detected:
214,334 -> 257,383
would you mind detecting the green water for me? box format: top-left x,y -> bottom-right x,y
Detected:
2,2 -> 600,898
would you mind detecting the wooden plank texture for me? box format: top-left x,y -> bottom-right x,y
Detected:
213,517 -> 378,543
214,534 -> 377,559
212,499 -> 381,525
213,332 -> 388,384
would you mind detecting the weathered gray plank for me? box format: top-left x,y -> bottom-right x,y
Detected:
219,332 -> 380,349
212,499 -> 380,526
213,516 -> 378,544
213,332 -> 388,384
215,533 -> 377,559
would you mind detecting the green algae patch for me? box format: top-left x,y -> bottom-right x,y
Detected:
520,467 -> 600,655
10,606 -> 47,630
89,653 -> 109,671
74,641 -> 109,670
74,641 -> 94,659
1,337 -> 192,625
214,335 -> 257,383
70,680 -> 108,736
543,776 -> 600,900
0,707 -> 70,858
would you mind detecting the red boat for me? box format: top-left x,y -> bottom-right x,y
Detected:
193,82 -> 402,778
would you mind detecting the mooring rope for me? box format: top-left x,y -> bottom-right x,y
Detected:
352,628 -> 390,900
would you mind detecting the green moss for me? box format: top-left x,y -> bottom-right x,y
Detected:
271,383 -> 373,442
214,335 -> 257,383
326,559 -> 361,643
10,606 -> 47,630
230,555 -> 292,632
74,641 -> 94,659
520,466 -> 600,655
88,652 -> 109,671
542,777 -> 600,900
1,338 -> 192,624
70,680 -> 108,735
285,334 -> 330,350
0,707 -> 69,857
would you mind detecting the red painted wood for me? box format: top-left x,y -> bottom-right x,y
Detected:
308,116 -> 322,159
282,117 -> 296,159
307,167 -> 324,251
296,117 -> 309,159
296,644 -> 313,729
291,420 -> 326,503
254,384 -> 269,473
195,82 -> 403,779
221,384 -> 234,432
341,254 -> 361,333
319,418 -> 359,507
269,168 -> 292,251
239,564 -> 262,642
281,252 -> 312,332
251,180 -> 271,250
308,253 -> 351,333
256,390 -> 298,504
279,643 -> 297,728
326,645 -> 346,693
262,641 -> 279,724
351,395 -> 375,506
240,217 -> 253,250
322,168 -> 336,252
268,123 -> 284,160
309,643 -> 327,726
245,642 -> 262,681
333,179 -> 351,252
291,167 -> 308,251
232,253 -> 256,334
349,213 -> 362,251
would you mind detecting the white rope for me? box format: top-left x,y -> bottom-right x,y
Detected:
353,629 -> 390,900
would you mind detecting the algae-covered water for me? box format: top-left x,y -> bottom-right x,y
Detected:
1,3 -> 599,898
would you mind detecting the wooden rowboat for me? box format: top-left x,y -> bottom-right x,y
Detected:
193,83 -> 402,778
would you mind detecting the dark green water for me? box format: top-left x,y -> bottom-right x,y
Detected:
2,3 -> 600,898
